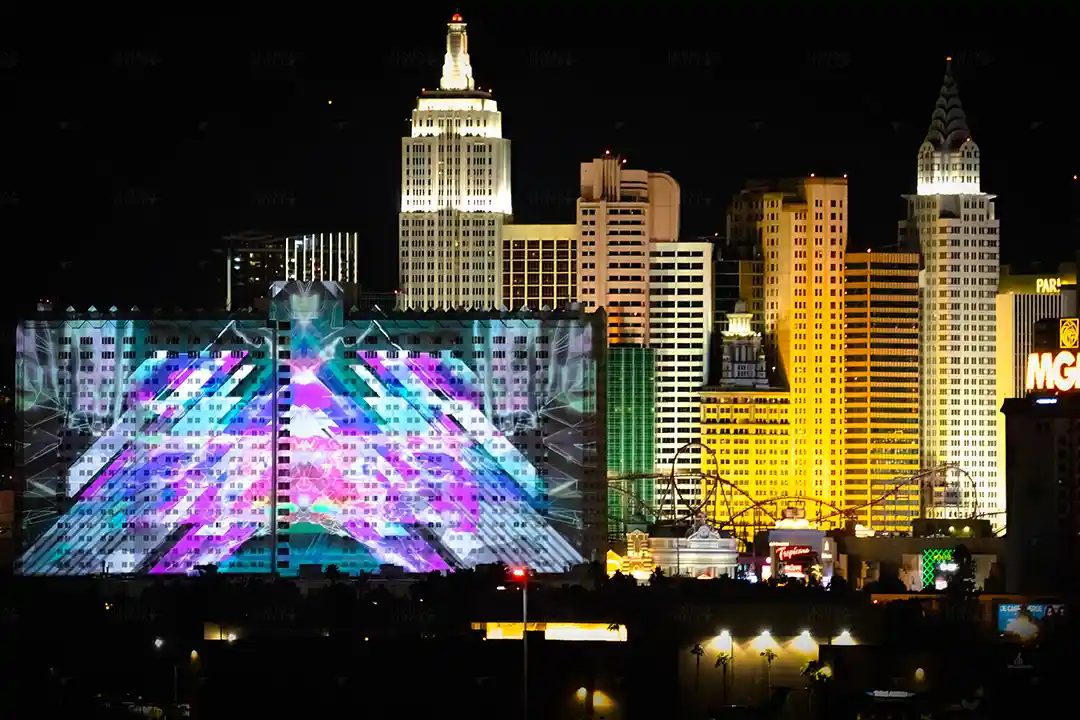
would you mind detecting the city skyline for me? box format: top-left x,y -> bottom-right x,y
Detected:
5,13 -> 1080,719
3,8 -> 1080,574
4,9 -> 1077,314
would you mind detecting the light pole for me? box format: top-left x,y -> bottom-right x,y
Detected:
153,638 -> 177,706
512,567 -> 529,720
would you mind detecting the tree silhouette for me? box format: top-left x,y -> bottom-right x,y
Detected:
801,660 -> 833,716
715,652 -> 732,705
760,648 -> 778,696
827,572 -> 851,594
948,544 -> 978,598
691,643 -> 705,700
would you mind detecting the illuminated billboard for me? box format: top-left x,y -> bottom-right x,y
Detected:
997,603 -> 1067,639
1025,318 -> 1080,392
14,282 -> 604,576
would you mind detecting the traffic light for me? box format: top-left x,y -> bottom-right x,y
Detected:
509,567 -> 529,582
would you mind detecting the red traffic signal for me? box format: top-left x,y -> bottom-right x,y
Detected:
510,567 -> 527,579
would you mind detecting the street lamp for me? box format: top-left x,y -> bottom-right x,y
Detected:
510,567 -> 529,720
152,638 -> 177,705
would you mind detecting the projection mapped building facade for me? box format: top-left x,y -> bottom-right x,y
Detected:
14,282 -> 605,576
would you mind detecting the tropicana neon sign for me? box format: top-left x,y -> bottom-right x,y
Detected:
1026,352 -> 1079,392
777,545 -> 814,562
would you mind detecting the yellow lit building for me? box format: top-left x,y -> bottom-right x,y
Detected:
739,259 -> 765,333
718,178 -> 848,524
700,302 -> 791,537
843,252 -> 921,531
701,389 -> 792,538
501,223 -> 578,310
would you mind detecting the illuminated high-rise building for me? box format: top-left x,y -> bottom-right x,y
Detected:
844,251 -> 921,532
1002,316 -> 1080,592
898,58 -> 1002,526
996,262 -> 1078,398
711,236 -> 765,342
283,233 -> 360,287
700,304 -> 790,540
724,177 -> 849,522
606,345 -> 656,536
398,14 -> 511,311
222,231 -> 361,312
577,153 -> 679,345
220,231 -> 285,311
577,155 -> 706,519
648,241 -> 713,494
501,224 -> 578,310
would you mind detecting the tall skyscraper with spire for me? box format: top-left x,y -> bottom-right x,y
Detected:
398,14 -> 512,310
899,58 -> 1003,527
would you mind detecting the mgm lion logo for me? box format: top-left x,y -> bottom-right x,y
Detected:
1061,318 -> 1079,350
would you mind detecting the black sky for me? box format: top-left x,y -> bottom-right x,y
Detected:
3,7 -> 1078,314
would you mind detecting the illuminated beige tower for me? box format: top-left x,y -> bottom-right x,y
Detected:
898,58 -> 1002,527
726,177 -> 849,521
578,156 -> 713,517
398,14 -> 512,310
577,153 -> 679,345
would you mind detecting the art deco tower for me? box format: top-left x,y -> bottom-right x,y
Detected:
398,14 -> 512,310
899,58 -> 1002,526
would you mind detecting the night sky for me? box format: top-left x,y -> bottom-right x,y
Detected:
4,7 -> 1078,316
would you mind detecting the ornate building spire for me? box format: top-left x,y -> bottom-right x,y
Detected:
915,56 -> 981,195
440,13 -> 475,91
924,56 -> 972,152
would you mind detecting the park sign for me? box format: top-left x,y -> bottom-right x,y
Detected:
1025,318 -> 1080,393
1035,277 -> 1062,294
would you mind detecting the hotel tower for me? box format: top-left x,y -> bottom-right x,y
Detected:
898,58 -> 1003,527
398,14 -> 512,310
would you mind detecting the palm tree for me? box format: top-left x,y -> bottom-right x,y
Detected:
691,643 -> 706,700
801,660 -> 832,717
760,648 -> 778,697
715,652 -> 732,705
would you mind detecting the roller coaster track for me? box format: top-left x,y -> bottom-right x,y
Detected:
608,440 -> 982,540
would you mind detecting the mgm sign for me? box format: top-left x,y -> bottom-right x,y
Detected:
1026,318 -> 1080,392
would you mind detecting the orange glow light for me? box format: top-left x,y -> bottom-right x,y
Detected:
451,13 -> 463,21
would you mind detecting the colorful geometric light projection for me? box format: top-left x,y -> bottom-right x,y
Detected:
15,282 -> 600,576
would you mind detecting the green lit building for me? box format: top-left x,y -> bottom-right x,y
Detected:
607,346 -> 656,539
